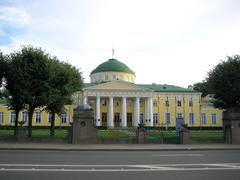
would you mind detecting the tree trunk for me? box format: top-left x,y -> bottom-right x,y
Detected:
14,110 -> 19,136
50,111 -> 55,137
28,107 -> 34,138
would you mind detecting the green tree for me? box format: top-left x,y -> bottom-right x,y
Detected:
4,53 -> 26,135
45,58 -> 83,136
207,55 -> 240,109
0,51 -> 4,97
5,46 -> 50,137
193,81 -> 209,97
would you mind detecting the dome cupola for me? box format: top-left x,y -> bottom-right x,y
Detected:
90,59 -> 135,83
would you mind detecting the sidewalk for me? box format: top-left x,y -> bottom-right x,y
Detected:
0,142 -> 240,151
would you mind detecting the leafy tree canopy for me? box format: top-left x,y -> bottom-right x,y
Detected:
193,81 -> 209,97
207,55 -> 240,109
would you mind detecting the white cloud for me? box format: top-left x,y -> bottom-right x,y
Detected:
0,6 -> 30,27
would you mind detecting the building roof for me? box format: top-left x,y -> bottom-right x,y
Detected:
83,82 -> 196,93
90,59 -> 135,75
139,84 -> 195,92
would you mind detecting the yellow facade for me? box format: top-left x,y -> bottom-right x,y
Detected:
0,58 -> 224,128
0,105 -> 73,127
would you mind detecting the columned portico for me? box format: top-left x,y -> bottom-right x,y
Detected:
108,96 -> 114,128
121,97 -> 127,128
134,97 -> 140,128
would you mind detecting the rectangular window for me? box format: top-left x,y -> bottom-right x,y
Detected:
212,113 -> 217,124
153,113 -> 159,124
10,112 -> 16,123
112,75 -> 117,80
48,113 -> 52,123
105,75 -> 108,81
35,112 -> 41,123
127,100 -> 132,107
189,100 -> 193,107
165,100 -> 169,107
89,99 -> 95,106
140,100 -> 144,107
165,113 -> 170,125
0,112 -> 3,124
177,113 -> 183,118
189,113 -> 194,124
153,100 -> 158,107
177,101 -> 182,107
114,99 -> 120,106
22,112 -> 28,123
201,113 -> 206,124
101,99 -> 107,106
61,112 -> 67,124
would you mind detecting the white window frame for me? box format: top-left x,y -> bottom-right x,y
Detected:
189,113 -> 194,124
0,112 -> 3,124
61,112 -> 67,124
10,111 -> 16,124
35,112 -> 41,123
212,113 -> 217,124
22,111 -> 28,123
48,113 -> 52,123
165,113 -> 170,125
201,113 -> 207,124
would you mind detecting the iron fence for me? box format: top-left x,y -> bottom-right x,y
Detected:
97,128 -> 137,143
0,125 -> 71,143
188,127 -> 224,143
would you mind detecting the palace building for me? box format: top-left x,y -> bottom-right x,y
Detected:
0,58 -> 223,128
73,58 -> 223,128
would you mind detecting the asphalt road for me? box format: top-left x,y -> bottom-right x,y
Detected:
0,150 -> 240,180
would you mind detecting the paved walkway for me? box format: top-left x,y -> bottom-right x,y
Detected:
0,143 -> 240,151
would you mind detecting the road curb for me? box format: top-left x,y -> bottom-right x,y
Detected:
1,147 -> 240,151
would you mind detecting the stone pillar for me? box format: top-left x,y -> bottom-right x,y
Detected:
121,97 -> 127,128
223,108 -> 240,144
96,96 -> 101,127
180,128 -> 191,144
149,97 -> 153,127
83,96 -> 88,105
145,98 -> 149,126
134,97 -> 140,128
108,96 -> 114,128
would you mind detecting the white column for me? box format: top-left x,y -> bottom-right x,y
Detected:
83,96 -> 88,105
121,97 -> 127,128
134,97 -> 140,128
145,98 -> 149,126
108,96 -> 114,128
96,96 -> 101,127
149,97 -> 153,127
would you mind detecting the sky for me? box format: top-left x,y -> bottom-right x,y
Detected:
0,0 -> 240,88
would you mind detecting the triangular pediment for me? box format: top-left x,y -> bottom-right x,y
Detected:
83,80 -> 153,92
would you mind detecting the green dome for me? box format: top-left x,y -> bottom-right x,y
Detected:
91,59 -> 135,75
